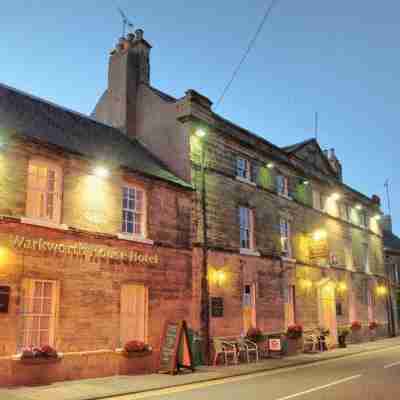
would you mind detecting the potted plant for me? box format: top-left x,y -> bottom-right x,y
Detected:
14,345 -> 61,364
285,324 -> 303,355
338,328 -> 350,348
117,340 -> 152,358
369,321 -> 379,341
350,320 -> 362,343
246,327 -> 265,343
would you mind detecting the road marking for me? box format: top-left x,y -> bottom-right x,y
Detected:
384,361 -> 400,369
106,344 -> 400,399
273,375 -> 362,400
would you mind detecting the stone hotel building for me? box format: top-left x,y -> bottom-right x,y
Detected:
0,29 -> 391,385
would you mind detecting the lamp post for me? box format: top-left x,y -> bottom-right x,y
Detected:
195,128 -> 210,363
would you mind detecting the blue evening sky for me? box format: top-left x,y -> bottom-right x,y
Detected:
1,1 -> 398,230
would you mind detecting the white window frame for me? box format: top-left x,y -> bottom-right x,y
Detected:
280,217 -> 292,257
313,190 -> 326,212
276,175 -> 289,197
360,211 -> 368,228
236,157 -> 252,182
239,207 -> 254,250
20,279 -> 57,349
362,243 -> 370,273
121,185 -> 146,238
26,158 -> 63,225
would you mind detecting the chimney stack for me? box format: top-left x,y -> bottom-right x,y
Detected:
381,215 -> 392,233
324,147 -> 343,181
94,29 -> 152,137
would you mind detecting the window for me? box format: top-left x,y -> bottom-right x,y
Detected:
312,190 -> 326,212
26,159 -> 62,224
340,203 -> 351,221
276,175 -> 289,197
122,186 -> 145,237
360,211 -> 368,228
336,301 -> 343,316
280,217 -> 292,257
236,157 -> 251,181
20,280 -> 57,349
120,284 -> 148,345
362,243 -> 370,273
239,207 -> 254,249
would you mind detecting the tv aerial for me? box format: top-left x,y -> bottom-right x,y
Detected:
117,7 -> 134,37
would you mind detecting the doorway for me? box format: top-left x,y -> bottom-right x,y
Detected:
317,279 -> 337,345
243,283 -> 256,334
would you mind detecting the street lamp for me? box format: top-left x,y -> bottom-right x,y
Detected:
195,128 -> 210,363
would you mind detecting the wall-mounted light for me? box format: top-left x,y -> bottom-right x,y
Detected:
267,162 -> 275,169
330,192 -> 341,201
373,214 -> 382,221
93,166 -> 110,178
209,269 -> 227,287
355,204 -> 363,210
195,129 -> 207,138
337,281 -> 347,292
300,278 -> 313,290
376,285 -> 388,297
313,229 -> 327,241
303,180 -> 309,185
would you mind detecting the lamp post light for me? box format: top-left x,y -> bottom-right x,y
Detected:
195,128 -> 210,363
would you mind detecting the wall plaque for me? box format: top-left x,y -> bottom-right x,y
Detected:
211,297 -> 224,318
0,286 -> 10,313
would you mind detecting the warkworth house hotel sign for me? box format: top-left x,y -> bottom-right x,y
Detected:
10,235 -> 160,265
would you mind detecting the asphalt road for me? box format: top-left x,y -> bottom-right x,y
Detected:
111,345 -> 400,400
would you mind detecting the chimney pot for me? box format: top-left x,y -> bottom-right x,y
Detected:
127,33 -> 135,42
135,29 -> 144,40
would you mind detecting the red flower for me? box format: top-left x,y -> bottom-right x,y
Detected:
369,321 -> 379,330
124,340 -> 147,353
286,324 -> 303,339
351,321 -> 362,331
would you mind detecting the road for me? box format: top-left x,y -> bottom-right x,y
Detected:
109,345 -> 400,400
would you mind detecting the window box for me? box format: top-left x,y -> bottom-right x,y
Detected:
117,233 -> 154,245
13,354 -> 63,365
115,348 -> 152,358
239,248 -> 260,257
235,176 -> 256,186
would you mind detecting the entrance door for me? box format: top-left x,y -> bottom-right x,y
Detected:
120,284 -> 148,346
318,281 -> 337,344
243,283 -> 256,334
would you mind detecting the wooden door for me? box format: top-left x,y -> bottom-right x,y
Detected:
120,284 -> 148,345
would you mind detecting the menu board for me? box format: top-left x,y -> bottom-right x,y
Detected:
211,297 -> 224,317
158,320 -> 194,374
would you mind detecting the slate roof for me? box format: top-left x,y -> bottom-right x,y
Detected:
282,138 -> 315,154
384,230 -> 400,252
0,83 -> 192,189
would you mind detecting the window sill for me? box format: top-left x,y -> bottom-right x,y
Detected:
21,217 -> 68,231
235,176 -> 256,187
117,233 -> 154,245
240,248 -> 261,257
278,193 -> 292,201
281,256 -> 296,263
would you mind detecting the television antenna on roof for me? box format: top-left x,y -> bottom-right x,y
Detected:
117,6 -> 134,37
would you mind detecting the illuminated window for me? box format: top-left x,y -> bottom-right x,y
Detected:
280,217 -> 292,257
236,157 -> 252,181
26,159 -> 62,224
122,186 -> 145,236
239,207 -> 254,249
276,175 -> 289,197
20,279 -> 58,349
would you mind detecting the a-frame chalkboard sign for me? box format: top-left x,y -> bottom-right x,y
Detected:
158,320 -> 195,375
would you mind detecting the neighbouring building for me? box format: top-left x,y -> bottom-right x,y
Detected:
0,83 -> 194,386
93,30 -> 389,350
382,215 -> 400,335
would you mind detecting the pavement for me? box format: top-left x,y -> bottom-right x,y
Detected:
1,337 -> 400,400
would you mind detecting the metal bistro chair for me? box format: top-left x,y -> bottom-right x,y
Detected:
237,338 -> 259,363
213,338 -> 238,366
303,331 -> 319,353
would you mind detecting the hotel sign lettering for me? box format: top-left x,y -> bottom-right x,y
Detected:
11,235 -> 159,265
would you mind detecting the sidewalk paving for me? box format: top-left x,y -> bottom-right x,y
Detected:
1,337 -> 400,400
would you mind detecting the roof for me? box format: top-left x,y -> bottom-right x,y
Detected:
0,83 -> 192,189
282,138 -> 315,154
383,230 -> 400,253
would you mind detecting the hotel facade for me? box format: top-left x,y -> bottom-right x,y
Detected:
0,29 -> 391,385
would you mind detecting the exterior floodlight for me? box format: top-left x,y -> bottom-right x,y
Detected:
94,166 -> 110,178
267,162 -> 275,169
195,129 -> 206,138
355,204 -> 363,210
331,193 -> 341,201
313,229 -> 327,241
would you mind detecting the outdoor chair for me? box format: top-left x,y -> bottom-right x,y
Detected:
303,332 -> 319,353
212,338 -> 238,366
237,338 -> 259,363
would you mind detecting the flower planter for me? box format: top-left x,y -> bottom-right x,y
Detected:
119,350 -> 152,358
18,356 -> 62,365
286,337 -> 303,356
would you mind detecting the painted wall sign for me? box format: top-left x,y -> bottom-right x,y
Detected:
10,235 -> 159,265
309,239 -> 329,261
269,338 -> 281,351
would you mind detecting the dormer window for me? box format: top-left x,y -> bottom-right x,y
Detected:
236,157 -> 252,181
